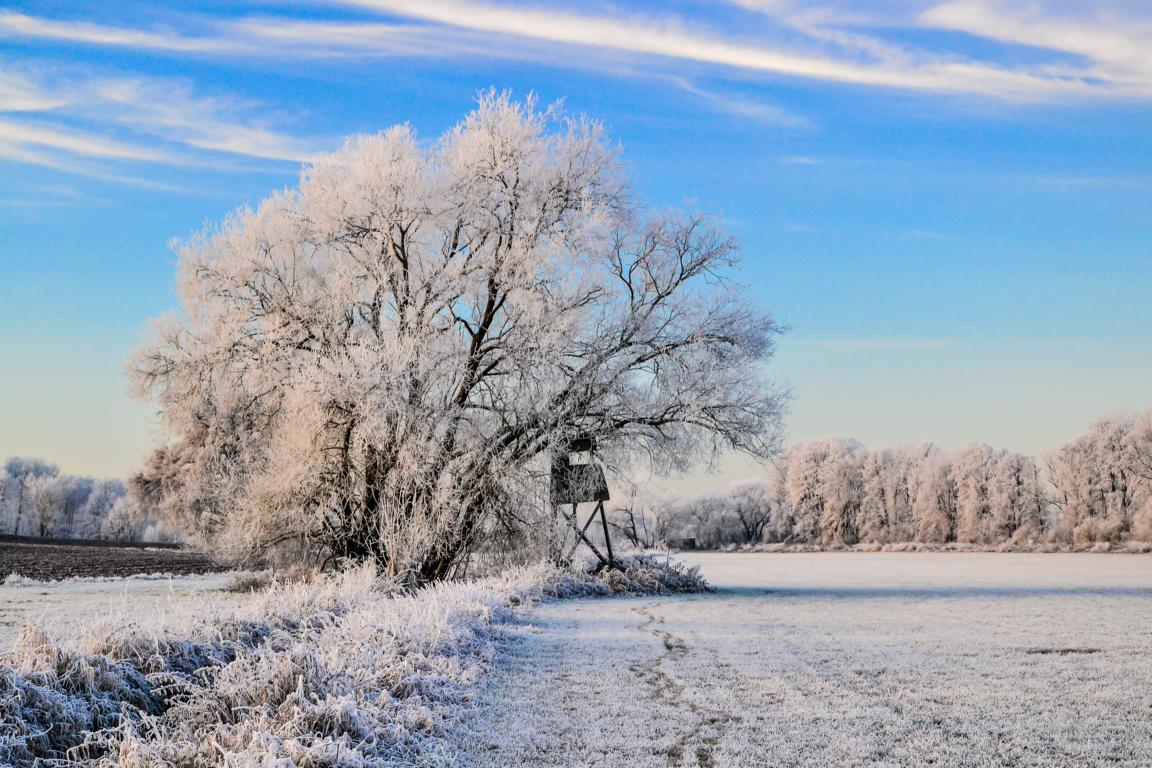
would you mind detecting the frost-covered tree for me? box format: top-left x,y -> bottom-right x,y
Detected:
77,478 -> 127,539
25,474 -> 65,537
988,452 -> 1046,544
607,481 -> 664,550
816,439 -> 865,546
911,447 -> 955,543
1129,411 -> 1152,488
951,444 -> 1002,544
130,93 -> 785,581
53,475 -> 95,538
780,439 -> 864,545
2,458 -> 58,535
857,449 -> 895,544
1129,412 -> 1152,541
100,496 -> 143,541
728,481 -> 774,544
875,444 -> 930,543
782,441 -> 830,543
1047,417 -> 1143,544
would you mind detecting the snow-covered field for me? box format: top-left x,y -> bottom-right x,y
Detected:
5,554 -> 1151,766
0,557 -> 704,766
0,572 -> 240,651
461,553 -> 1152,767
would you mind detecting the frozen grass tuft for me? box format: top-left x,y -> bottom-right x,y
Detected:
0,557 -> 706,767
547,554 -> 712,598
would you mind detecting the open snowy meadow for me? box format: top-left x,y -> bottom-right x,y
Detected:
461,553 -> 1152,767
4,553 -> 1151,766
0,573 -> 241,651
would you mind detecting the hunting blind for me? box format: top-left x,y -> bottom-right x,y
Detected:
551,435 -> 616,570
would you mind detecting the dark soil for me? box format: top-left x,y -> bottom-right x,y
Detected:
0,536 -> 227,580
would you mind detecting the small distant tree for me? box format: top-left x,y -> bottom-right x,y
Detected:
76,479 -> 127,539
816,439 -> 865,546
951,444 -> 1002,544
1130,411 -> 1152,488
728,481 -> 773,544
3,458 -> 58,535
677,494 -> 734,548
988,452 -> 1045,544
912,448 -> 955,543
20,474 -> 88,538
607,482 -> 662,549
782,441 -> 829,543
1048,417 -> 1142,544
101,497 -> 142,541
130,93 -> 786,582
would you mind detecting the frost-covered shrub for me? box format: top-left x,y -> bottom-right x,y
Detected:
221,571 -> 274,593
536,555 -> 710,599
0,625 -> 162,763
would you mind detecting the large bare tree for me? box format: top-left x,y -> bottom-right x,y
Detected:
130,93 -> 785,582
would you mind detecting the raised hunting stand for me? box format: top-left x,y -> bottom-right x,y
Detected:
551,435 -> 616,571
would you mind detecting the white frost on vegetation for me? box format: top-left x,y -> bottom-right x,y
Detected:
0,556 -> 706,766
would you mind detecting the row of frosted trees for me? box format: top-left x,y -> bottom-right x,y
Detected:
629,411 -> 1152,549
0,457 -> 172,542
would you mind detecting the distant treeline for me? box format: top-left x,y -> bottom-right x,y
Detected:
611,411 -> 1152,550
0,458 -> 177,543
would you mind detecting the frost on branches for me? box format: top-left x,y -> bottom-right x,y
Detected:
129,93 -> 785,582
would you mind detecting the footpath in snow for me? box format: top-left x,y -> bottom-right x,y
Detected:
459,552 -> 1152,767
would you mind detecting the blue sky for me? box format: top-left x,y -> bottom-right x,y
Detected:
1,0 -> 1150,485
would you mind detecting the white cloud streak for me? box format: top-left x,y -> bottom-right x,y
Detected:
334,0 -> 1151,100
6,3 -> 1152,103
2,1 -> 1151,184
0,118 -> 177,162
0,11 -> 461,59
88,79 -> 321,162
671,78 -> 810,128
0,11 -> 230,53
0,70 -> 68,112
921,0 -> 1152,85
0,63 -> 327,178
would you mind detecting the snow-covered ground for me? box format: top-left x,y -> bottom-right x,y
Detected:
460,553 -> 1152,767
0,558 -> 704,766
0,572 -> 240,652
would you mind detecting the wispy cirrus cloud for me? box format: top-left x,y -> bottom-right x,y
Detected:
0,10 -> 465,60
87,79 -> 322,163
0,62 -> 327,181
5,3 -> 1152,103
329,0 -> 1152,100
921,0 -> 1152,85
3,1 -> 1152,188
0,70 -> 68,112
0,117 -> 178,163
0,11 -> 230,53
670,78 -> 810,128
